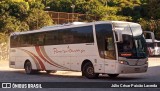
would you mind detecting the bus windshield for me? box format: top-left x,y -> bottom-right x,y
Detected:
116,25 -> 147,59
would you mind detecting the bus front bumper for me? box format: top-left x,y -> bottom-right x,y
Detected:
115,63 -> 148,74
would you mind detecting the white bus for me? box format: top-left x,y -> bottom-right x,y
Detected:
146,39 -> 160,56
144,31 -> 160,56
9,21 -> 148,79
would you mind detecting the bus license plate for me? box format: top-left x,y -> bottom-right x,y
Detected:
135,68 -> 140,71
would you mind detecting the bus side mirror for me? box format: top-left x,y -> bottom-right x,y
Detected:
143,31 -> 155,43
115,30 -> 123,43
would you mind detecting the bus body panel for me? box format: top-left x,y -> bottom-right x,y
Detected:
115,57 -> 148,74
104,59 -> 116,74
10,43 -> 107,73
10,48 -> 38,69
9,21 -> 148,76
115,63 -> 148,74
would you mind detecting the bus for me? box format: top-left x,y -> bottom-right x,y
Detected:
144,31 -> 160,56
146,39 -> 160,56
9,21 -> 148,79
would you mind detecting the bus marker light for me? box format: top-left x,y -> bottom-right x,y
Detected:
120,53 -> 132,57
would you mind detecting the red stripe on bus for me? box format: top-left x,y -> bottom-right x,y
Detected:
20,49 -> 41,69
39,46 -> 70,70
35,46 -> 60,68
21,49 -> 46,70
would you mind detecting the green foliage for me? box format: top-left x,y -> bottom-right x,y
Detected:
0,0 -> 160,41
148,0 -> 160,19
0,33 -> 8,43
26,9 -> 53,30
48,0 -> 72,12
10,0 -> 25,2
0,33 -> 8,61
0,0 -> 53,34
98,0 -> 107,6
101,0 -> 149,22
0,1 -> 52,41
102,15 -> 132,21
0,15 -> 29,34
138,18 -> 150,31
80,0 -> 106,20
28,1 -> 44,10
48,0 -> 106,21
105,7 -> 119,15
0,2 -> 9,15
0,1 -> 29,20
9,2 -> 29,20
0,0 -> 53,61
138,18 -> 160,40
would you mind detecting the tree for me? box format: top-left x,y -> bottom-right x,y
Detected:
48,0 -> 72,12
138,18 -> 150,31
0,0 -> 54,61
148,0 -> 160,19
0,33 -> 9,61
25,8 -> 53,30
28,1 -> 44,10
9,2 -> 29,20
0,15 -> 29,34
48,0 -> 106,21
0,1 -> 29,20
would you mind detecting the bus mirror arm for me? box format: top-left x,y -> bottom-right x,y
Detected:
151,32 -> 155,43
115,30 -> 123,43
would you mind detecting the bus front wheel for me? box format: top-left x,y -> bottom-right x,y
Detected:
82,62 -> 99,79
24,61 -> 34,74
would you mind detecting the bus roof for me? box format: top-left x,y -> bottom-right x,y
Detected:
10,21 -> 140,36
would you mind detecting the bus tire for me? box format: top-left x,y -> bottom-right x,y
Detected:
108,74 -> 119,78
24,61 -> 34,74
46,70 -> 57,74
82,62 -> 99,79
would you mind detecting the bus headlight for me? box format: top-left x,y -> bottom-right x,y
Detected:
119,60 -> 128,65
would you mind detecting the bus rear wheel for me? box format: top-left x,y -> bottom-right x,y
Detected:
82,62 -> 99,79
24,61 -> 34,74
108,74 -> 119,78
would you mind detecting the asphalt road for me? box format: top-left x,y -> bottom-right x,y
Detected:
0,57 -> 160,91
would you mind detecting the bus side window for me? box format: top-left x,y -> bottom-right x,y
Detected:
104,37 -> 116,60
37,34 -> 45,46
105,38 -> 114,51
31,33 -> 44,46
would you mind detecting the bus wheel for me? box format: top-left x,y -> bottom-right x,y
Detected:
108,74 -> 119,78
24,61 -> 33,74
82,62 -> 99,79
46,70 -> 57,74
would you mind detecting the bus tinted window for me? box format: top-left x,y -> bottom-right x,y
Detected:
95,23 -> 116,59
19,34 -> 31,47
32,33 -> 45,46
71,26 -> 94,44
10,25 -> 94,48
45,31 -> 59,45
45,25 -> 94,45
144,32 -> 152,39
10,36 -> 19,48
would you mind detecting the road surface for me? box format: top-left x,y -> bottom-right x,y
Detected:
0,57 -> 160,91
